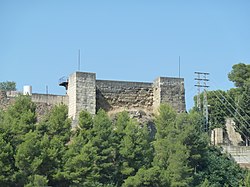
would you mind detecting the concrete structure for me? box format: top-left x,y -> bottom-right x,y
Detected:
63,71 -> 186,120
222,146 -> 250,169
211,118 -> 250,168
23,85 -> 32,95
211,128 -> 224,145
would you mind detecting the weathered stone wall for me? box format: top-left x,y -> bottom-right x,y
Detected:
68,72 -> 96,120
222,145 -> 250,168
31,93 -> 68,105
68,72 -> 186,117
1,71 -> 186,123
153,77 -> 186,113
0,91 -> 15,111
67,72 -> 77,119
96,80 -> 153,112
0,91 -> 60,122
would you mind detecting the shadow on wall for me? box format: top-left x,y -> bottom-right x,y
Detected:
96,88 -> 112,112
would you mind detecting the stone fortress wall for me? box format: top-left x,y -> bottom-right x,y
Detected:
0,71 -> 186,122
66,72 -> 186,120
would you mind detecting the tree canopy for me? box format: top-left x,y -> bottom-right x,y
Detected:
0,62 -> 249,186
0,81 -> 16,91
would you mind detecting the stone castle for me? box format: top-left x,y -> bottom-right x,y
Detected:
0,71 -> 186,121
62,72 -> 186,120
3,71 -> 250,168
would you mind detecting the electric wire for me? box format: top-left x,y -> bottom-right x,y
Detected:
209,93 -> 250,141
216,90 -> 250,127
210,79 -> 250,121
210,90 -> 250,141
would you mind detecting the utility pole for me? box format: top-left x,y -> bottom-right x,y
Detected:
195,72 -> 210,132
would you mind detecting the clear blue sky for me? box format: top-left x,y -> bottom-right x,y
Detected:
1,0 -> 250,110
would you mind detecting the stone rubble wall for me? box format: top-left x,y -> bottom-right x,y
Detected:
0,91 -> 65,122
96,80 -> 153,112
222,145 -> 250,168
31,93 -> 68,105
156,77 -> 186,113
0,91 -> 15,111
1,72 -> 186,123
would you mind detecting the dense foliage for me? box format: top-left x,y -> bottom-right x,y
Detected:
0,81 -> 16,91
194,63 -> 250,142
0,95 -> 247,186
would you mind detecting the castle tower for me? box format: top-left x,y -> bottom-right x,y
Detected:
153,77 -> 186,113
61,71 -> 186,124
67,72 -> 96,120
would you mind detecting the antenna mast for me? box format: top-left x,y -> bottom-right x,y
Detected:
78,49 -> 81,71
178,56 -> 181,78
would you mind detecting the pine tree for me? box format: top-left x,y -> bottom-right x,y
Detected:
0,95 -> 37,185
118,112 -> 153,184
64,109 -> 116,185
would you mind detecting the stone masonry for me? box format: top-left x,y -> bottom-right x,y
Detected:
0,71 -> 186,122
66,71 -> 186,120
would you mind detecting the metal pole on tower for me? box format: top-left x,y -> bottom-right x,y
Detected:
78,49 -> 81,71
179,56 -> 181,78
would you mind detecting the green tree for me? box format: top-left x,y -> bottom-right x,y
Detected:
64,109 -> 116,186
228,63 -> 250,88
36,105 -> 71,186
207,90 -> 234,129
234,81 -> 250,141
0,81 -> 16,91
14,104 -> 71,186
0,95 -> 37,185
245,171 -> 250,187
176,111 -> 208,186
37,105 -> 71,142
196,147 -> 245,187
2,95 -> 36,146
123,167 -> 161,187
154,104 -> 193,186
25,175 -> 48,187
62,110 -> 95,185
227,63 -> 250,142
118,112 -> 153,185
0,134 -> 15,186
127,104 -> 195,187
200,178 -> 210,187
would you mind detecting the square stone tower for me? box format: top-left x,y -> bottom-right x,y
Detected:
153,77 -> 186,113
67,72 -> 96,120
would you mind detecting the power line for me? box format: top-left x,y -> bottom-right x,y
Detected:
207,81 -> 250,130
210,79 -> 250,121
209,95 -> 249,145
210,90 -> 250,143
216,90 -> 250,128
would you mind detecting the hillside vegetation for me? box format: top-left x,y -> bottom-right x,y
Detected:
0,63 -> 249,186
